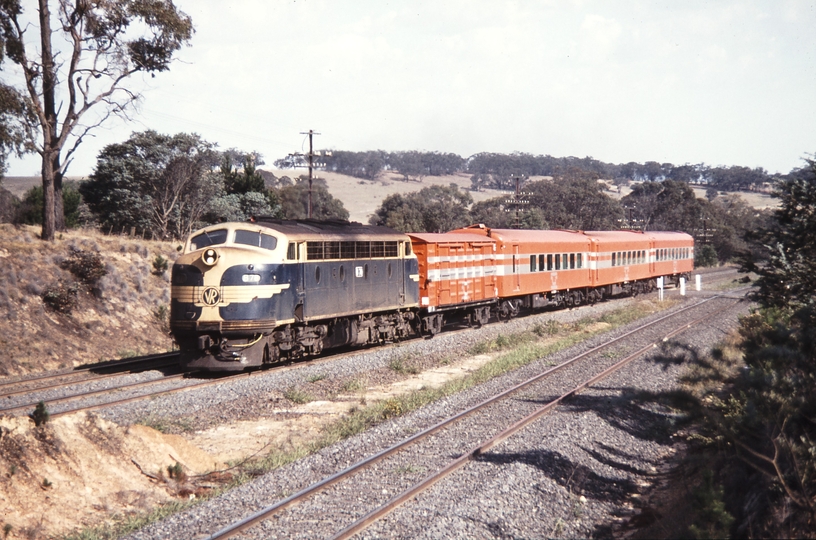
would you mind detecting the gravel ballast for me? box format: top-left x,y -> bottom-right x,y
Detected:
124,284 -> 750,540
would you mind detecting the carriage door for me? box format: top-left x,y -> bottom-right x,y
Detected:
513,244 -> 521,291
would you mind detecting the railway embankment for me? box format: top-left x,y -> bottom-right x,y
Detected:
0,224 -> 178,377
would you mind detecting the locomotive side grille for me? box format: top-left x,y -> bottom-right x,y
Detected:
170,320 -> 277,333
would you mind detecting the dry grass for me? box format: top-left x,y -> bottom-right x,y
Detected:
0,224 -> 179,376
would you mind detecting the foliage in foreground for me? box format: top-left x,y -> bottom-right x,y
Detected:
664,156 -> 816,538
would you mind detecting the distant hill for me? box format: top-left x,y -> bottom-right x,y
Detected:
1,176 -> 87,198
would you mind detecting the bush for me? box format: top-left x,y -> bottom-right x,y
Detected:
42,282 -> 79,313
152,254 -> 169,274
30,401 -> 50,426
694,244 -> 718,267
61,248 -> 107,287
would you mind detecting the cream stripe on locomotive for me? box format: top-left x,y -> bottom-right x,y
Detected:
173,284 -> 292,307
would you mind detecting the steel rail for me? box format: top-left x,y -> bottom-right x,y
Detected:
206,292 -> 743,540
331,299 -> 739,539
0,352 -> 180,394
0,358 -> 180,399
0,372 -> 192,415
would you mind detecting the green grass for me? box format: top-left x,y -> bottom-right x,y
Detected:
388,354 -> 420,374
340,377 -> 367,393
283,386 -> 315,404
306,373 -> 327,383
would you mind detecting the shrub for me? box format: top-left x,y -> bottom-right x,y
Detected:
695,244 -> 719,267
31,401 -> 50,426
152,254 -> 169,274
381,398 -> 403,419
42,282 -> 79,313
283,386 -> 314,404
153,304 -> 169,331
61,248 -> 107,287
167,462 -> 187,483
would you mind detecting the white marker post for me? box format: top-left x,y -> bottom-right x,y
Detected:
680,277 -> 686,296
657,276 -> 664,302
696,274 -> 701,291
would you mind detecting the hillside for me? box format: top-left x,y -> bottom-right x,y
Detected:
0,224 -> 178,376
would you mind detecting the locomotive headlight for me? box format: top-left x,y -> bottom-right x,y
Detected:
242,274 -> 261,283
202,248 -> 219,266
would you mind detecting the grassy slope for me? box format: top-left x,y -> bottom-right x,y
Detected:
0,224 -> 178,376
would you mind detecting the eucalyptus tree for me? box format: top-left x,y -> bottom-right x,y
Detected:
0,0 -> 193,240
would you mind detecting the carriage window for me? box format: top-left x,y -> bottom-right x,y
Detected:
356,241 -> 370,258
547,254 -> 553,271
555,254 -> 561,270
569,253 -> 575,269
307,242 -> 324,260
538,254 -> 545,271
612,252 -> 616,267
577,254 -> 582,269
385,241 -> 398,257
530,255 -> 536,272
190,229 -> 228,251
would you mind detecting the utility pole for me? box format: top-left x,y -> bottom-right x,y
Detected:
301,130 -> 320,219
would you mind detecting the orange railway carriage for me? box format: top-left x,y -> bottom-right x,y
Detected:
450,225 -> 593,314
585,230 -> 694,288
408,232 -> 497,330
450,225 -> 694,314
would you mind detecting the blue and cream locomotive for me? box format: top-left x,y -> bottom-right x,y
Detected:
170,219 -> 421,371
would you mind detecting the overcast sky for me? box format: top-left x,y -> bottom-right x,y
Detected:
7,0 -> 816,177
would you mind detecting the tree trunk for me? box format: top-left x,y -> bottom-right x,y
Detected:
54,160 -> 65,231
41,155 -> 56,241
38,0 -> 58,241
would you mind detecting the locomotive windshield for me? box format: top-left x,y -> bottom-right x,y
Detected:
235,230 -> 278,250
190,229 -> 228,251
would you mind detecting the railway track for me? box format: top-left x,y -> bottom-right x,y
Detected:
0,352 -> 180,399
201,291 -> 746,539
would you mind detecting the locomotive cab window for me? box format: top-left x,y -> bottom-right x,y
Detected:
190,229 -> 228,251
234,230 -> 277,251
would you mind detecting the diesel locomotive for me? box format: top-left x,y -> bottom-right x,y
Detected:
170,219 -> 694,371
